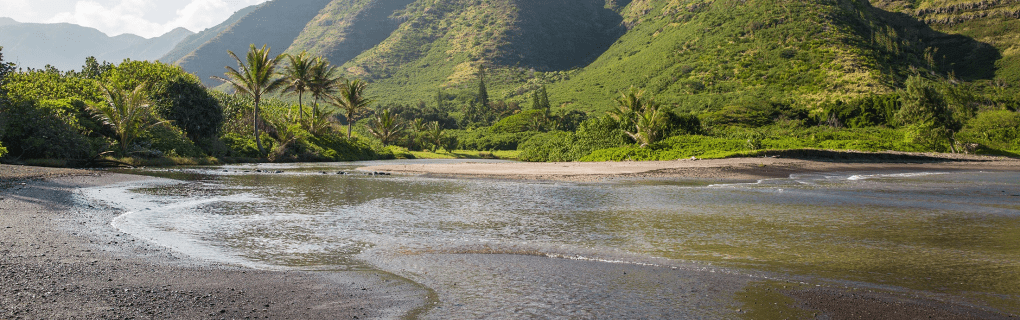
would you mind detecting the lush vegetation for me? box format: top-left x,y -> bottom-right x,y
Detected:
0,45 -> 413,166
4,0 -> 1020,166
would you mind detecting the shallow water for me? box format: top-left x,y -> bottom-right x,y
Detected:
89,160 -> 1020,317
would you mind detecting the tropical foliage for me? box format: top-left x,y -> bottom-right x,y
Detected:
89,84 -> 165,156
212,44 -> 287,156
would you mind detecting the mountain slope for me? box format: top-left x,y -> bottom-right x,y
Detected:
165,0 -> 1007,112
159,5 -> 260,65
173,0 -> 334,86
872,0 -> 1020,82
0,19 -> 193,70
340,0 -> 993,110
541,0 -> 997,111
284,0 -> 416,66
105,27 -> 194,62
311,0 -> 624,105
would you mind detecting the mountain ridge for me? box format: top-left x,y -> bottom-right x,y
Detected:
0,20 -> 193,70
153,0 -> 1014,111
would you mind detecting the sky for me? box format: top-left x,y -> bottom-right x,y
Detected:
0,0 -> 272,38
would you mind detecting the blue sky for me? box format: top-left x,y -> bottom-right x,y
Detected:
0,0 -> 271,38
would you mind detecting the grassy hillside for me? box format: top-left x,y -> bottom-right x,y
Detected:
544,0 -> 997,112
159,5 -> 259,65
172,0 -> 1012,114
175,0 -> 333,86
323,0 -> 623,105
873,0 -> 1020,82
331,0 -> 996,113
284,0 -> 416,65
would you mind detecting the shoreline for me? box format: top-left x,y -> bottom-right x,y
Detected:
0,167 -> 427,319
1,162 -> 1017,319
359,152 -> 1020,182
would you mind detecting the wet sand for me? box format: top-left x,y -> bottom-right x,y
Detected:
1,162 -> 1017,319
0,165 -> 426,319
360,151 -> 1020,182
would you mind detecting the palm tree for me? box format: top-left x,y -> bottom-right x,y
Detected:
280,50 -> 314,122
211,44 -> 286,156
608,86 -> 666,147
425,121 -> 445,152
90,83 -> 166,156
330,79 -> 373,139
367,109 -> 404,146
307,57 -> 341,117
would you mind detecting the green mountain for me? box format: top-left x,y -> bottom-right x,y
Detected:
166,0 -> 1010,111
168,0 -> 334,86
0,18 -> 193,70
873,0 -> 1020,82
159,5 -> 260,65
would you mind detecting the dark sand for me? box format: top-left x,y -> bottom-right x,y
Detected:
1,160 -> 1017,319
0,165 -> 426,319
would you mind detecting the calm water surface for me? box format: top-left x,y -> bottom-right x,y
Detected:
88,160 -> 1020,317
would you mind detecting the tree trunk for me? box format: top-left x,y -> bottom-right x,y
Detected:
348,121 -> 354,139
254,99 -> 265,156
298,92 -> 304,122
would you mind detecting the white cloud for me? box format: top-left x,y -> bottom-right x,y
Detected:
0,0 -> 42,22
35,0 -> 270,38
48,0 -> 164,37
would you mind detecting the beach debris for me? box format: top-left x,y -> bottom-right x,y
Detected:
337,171 -> 348,175
276,171 -> 284,174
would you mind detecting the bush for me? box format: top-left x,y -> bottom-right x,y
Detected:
517,116 -> 631,162
452,129 -> 538,151
0,99 -> 101,160
819,94 -> 900,128
958,110 -> 1020,143
491,109 -> 546,133
105,60 -> 223,140
956,110 -> 1020,154
137,124 -> 205,158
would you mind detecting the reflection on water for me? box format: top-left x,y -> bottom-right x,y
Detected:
95,161 -> 1020,315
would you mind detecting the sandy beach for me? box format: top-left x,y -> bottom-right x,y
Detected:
360,151 -> 1020,182
0,165 -> 426,319
1,154 -> 1018,319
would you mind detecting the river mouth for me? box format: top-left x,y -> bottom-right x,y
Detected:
89,160 -> 1020,318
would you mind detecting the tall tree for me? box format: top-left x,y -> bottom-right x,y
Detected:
211,44 -> 286,156
897,75 -> 961,152
539,85 -> 550,111
281,51 -> 315,122
90,84 -> 166,156
476,65 -> 488,107
330,79 -> 373,139
308,57 -> 340,118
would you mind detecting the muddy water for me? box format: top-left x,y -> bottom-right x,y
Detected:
89,160 -> 1020,317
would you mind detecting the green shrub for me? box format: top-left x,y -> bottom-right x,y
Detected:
958,110 -> 1020,143
104,60 -> 223,140
137,124 -> 205,158
0,99 -> 99,160
518,116 -> 632,162
491,109 -> 546,133
452,129 -> 537,150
